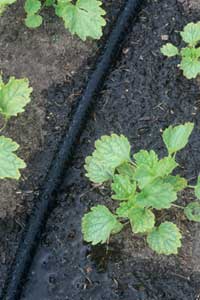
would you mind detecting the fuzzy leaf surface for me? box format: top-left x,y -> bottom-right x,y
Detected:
184,202 -> 200,222
55,0 -> 106,41
85,134 -> 131,183
0,76 -> 32,118
135,180 -> 177,210
147,222 -> 182,255
82,205 -> 123,245
129,208 -> 155,233
161,43 -> 179,57
0,136 -> 26,179
162,122 -> 194,155
116,200 -> 134,218
111,174 -> 136,200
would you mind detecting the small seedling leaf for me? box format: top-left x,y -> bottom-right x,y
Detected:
129,207 -> 155,233
85,134 -> 131,183
135,179 -> 177,210
82,205 -> 123,245
0,76 -> 32,118
162,122 -> 194,155
161,43 -> 179,57
184,202 -> 200,222
111,174 -> 136,200
0,136 -> 26,179
55,0 -> 106,41
180,22 -> 200,46
147,222 -> 182,255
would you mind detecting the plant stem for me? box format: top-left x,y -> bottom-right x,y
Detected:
172,204 -> 184,209
187,185 -> 195,189
0,119 -> 7,132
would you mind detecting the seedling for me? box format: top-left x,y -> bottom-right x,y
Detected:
161,22 -> 200,79
82,123 -> 200,255
0,73 -> 32,179
1,0 -> 106,41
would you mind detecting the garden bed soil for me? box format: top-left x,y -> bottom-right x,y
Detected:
19,0 -> 200,299
0,0 -> 124,294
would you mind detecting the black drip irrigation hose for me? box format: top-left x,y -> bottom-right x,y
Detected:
1,1 -> 143,299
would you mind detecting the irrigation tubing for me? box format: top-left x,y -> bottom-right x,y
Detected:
1,1 -> 143,299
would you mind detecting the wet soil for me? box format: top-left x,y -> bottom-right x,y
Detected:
21,0 -> 200,299
0,0 -> 124,294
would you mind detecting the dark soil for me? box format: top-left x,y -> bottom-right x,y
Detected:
20,0 -> 200,299
0,0 -> 124,294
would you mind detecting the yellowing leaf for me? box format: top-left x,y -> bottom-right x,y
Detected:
129,208 -> 155,233
85,134 -> 131,183
162,122 -> 194,155
163,175 -> 187,192
0,76 -> 32,118
0,136 -> 26,179
147,222 -> 182,255
82,205 -> 123,245
55,0 -> 106,41
181,22 -> 200,46
161,43 -> 179,57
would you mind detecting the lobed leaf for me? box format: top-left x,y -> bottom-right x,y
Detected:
163,175 -> 187,192
129,207 -> 155,233
180,22 -> 200,46
111,174 -> 136,200
82,205 -> 123,245
116,199 -> 135,218
147,222 -> 182,255
135,179 -> 177,210
184,202 -> 200,222
55,0 -> 106,41
0,136 -> 26,179
162,122 -> 194,155
0,76 -> 32,118
85,134 -> 131,183
161,43 -> 179,57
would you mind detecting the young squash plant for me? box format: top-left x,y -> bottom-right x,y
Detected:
1,0 -> 106,41
82,123 -> 200,255
0,73 -> 32,179
161,22 -> 200,79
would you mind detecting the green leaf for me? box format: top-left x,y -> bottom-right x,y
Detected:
0,136 -> 26,179
134,150 -> 158,188
25,14 -> 43,28
24,0 -> 41,15
161,43 -> 179,57
135,180 -> 177,210
184,202 -> 200,222
179,48 -> 200,79
156,156 -> 178,177
129,208 -> 155,233
147,222 -> 182,255
0,0 -> 16,15
162,122 -> 194,155
163,175 -> 187,192
111,174 -> 136,200
44,0 -> 55,6
116,200 -> 134,218
0,76 -> 32,118
55,0 -> 106,41
134,151 -> 177,189
117,162 -> 135,180
180,22 -> 200,46
85,134 -> 131,183
82,205 -> 123,245
195,175 -> 200,199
